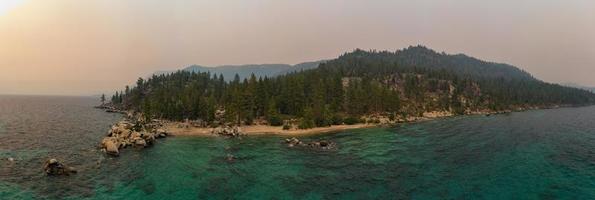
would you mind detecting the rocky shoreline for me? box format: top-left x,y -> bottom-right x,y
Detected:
94,104 -> 568,157
99,113 -> 168,156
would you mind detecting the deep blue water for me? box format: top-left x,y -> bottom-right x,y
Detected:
1,95 -> 595,199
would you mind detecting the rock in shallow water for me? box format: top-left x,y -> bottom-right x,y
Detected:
284,138 -> 337,150
43,158 -> 77,176
307,140 -> 336,150
285,137 -> 302,147
102,137 -> 120,156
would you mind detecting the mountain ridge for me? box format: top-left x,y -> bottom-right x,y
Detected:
155,60 -> 326,81
155,45 -> 534,82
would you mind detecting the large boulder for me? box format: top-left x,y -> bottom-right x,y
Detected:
155,129 -> 168,138
142,133 -> 155,145
102,137 -> 120,156
43,158 -> 77,176
133,138 -> 147,147
120,129 -> 132,138
131,132 -> 141,139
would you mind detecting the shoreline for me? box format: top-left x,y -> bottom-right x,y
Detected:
164,123 -> 380,137
162,111 -> 457,137
101,104 -> 583,138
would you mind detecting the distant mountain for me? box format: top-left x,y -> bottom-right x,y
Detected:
157,60 -> 326,81
561,83 -> 595,93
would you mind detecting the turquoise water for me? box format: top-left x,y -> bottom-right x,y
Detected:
1,96 -> 595,199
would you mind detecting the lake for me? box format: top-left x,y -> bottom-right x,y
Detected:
1,95 -> 594,199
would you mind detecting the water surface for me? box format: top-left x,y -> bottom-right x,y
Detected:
1,95 -> 595,199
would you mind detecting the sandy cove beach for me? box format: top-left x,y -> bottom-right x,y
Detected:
163,123 -> 378,137
161,111 -> 461,137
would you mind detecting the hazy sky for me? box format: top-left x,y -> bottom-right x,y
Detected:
0,0 -> 594,95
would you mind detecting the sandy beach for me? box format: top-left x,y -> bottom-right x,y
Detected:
161,111 -> 460,137
163,123 -> 379,137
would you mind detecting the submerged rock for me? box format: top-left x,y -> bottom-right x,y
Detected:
284,138 -> 336,150
307,140 -> 336,150
285,137 -> 303,147
226,154 -> 235,162
43,158 -> 77,176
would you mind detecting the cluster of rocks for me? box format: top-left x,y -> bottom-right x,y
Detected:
210,108 -> 245,137
43,158 -> 77,176
284,137 -> 336,150
212,125 -> 243,137
285,137 -> 303,147
95,105 -> 127,114
100,120 -> 168,156
105,109 -> 127,114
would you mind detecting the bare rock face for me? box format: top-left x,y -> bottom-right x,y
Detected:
43,158 -> 77,176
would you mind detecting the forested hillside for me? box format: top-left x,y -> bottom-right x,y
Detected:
108,46 -> 595,128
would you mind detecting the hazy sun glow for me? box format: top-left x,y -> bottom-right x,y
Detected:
0,0 -> 24,16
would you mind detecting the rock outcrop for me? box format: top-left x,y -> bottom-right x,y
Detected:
212,125 -> 243,137
43,158 -> 77,176
100,118 -> 168,157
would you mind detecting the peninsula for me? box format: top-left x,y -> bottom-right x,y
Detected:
100,46 -> 595,139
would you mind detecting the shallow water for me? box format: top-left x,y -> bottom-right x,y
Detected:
1,95 -> 595,199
